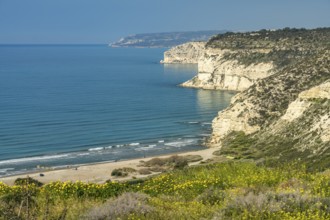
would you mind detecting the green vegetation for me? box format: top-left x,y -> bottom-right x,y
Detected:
206,28 -> 330,68
111,167 -> 137,177
2,161 -> 330,219
139,155 -> 203,172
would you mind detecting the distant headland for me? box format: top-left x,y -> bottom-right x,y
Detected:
109,30 -> 228,48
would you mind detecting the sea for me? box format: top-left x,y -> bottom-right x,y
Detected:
0,45 -> 235,177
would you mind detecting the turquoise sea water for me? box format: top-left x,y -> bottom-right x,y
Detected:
0,45 -> 235,177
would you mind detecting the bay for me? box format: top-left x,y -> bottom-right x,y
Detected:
0,45 -> 235,176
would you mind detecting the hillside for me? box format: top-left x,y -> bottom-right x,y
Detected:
3,161 -> 330,219
110,30 -> 226,48
163,28 -> 330,168
211,49 -> 330,169
205,28 -> 330,168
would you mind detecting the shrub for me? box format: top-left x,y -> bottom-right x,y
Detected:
82,192 -> 153,219
195,187 -> 226,205
142,158 -> 166,167
183,155 -> 203,163
14,177 -> 43,187
138,168 -> 152,175
173,158 -> 188,169
111,169 -> 127,177
111,167 -> 136,177
141,155 -> 189,170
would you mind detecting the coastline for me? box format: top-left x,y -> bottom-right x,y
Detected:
0,147 -> 219,186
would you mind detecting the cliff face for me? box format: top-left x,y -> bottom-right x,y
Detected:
210,50 -> 330,144
160,42 -> 205,64
180,48 -> 274,91
213,49 -> 330,169
162,43 -> 274,92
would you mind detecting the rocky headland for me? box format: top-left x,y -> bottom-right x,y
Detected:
163,28 -> 330,168
160,42 -> 205,64
110,30 -> 226,48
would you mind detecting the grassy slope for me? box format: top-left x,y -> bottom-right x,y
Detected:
2,161 -> 330,219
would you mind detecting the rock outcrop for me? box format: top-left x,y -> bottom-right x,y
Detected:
280,81 -> 330,143
162,45 -> 275,91
180,48 -> 274,91
160,42 -> 205,64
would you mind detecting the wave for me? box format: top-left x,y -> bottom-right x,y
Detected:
164,139 -> 198,148
78,153 -> 90,156
158,140 -> 165,143
199,133 -> 211,137
0,154 -> 70,165
0,168 -> 15,173
129,143 -> 140,146
135,145 -> 157,151
88,147 -> 104,151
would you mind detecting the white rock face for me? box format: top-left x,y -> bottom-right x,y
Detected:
160,42 -> 205,64
208,93 -> 261,147
312,115 -> 330,142
281,100 -> 312,122
181,48 -> 274,91
282,82 -> 330,122
281,82 -> 330,142
162,43 -> 274,91
299,82 -> 330,99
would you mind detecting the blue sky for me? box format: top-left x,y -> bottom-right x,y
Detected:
0,0 -> 329,44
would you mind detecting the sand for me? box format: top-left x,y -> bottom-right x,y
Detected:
0,148 -> 218,186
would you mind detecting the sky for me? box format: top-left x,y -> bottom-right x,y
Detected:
0,0 -> 329,44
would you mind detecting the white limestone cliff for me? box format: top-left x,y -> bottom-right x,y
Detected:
208,92 -> 261,147
280,82 -> 330,142
181,48 -> 274,91
160,42 -> 205,64
162,44 -> 274,91
209,81 -> 330,148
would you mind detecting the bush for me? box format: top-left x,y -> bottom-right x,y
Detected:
195,187 -> 226,205
111,167 -> 136,177
111,169 -> 127,177
184,155 -> 203,163
82,192 -> 153,219
140,155 -> 190,169
173,158 -> 188,169
138,168 -> 152,175
142,158 -> 166,167
14,177 -> 43,187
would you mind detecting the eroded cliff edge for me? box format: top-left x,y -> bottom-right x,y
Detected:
180,47 -> 274,91
165,28 -> 330,168
160,42 -> 205,64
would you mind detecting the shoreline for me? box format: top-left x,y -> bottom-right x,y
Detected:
0,147 -> 220,186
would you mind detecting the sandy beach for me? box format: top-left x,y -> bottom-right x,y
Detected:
0,147 -> 219,186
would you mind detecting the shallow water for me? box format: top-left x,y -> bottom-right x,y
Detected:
0,45 -> 235,177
